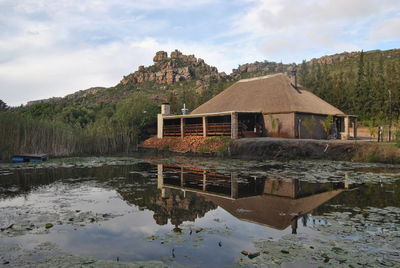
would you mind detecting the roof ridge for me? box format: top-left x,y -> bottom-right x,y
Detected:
237,73 -> 283,83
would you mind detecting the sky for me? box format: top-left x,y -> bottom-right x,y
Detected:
0,0 -> 399,106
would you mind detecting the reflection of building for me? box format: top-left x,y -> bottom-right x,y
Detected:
157,163 -> 347,232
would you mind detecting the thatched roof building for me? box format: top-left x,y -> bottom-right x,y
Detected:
157,73 -> 356,140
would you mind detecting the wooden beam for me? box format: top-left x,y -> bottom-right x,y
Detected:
157,114 -> 163,138
353,118 -> 358,139
180,118 -> 184,138
344,116 -> 350,140
202,117 -> 207,137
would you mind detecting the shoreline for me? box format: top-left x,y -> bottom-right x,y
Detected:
140,137 -> 400,164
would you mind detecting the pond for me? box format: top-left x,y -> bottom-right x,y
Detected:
0,156 -> 399,267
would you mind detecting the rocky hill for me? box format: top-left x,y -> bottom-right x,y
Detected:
121,49 -> 227,86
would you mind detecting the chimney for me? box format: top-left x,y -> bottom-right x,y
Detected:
290,64 -> 297,88
161,103 -> 170,115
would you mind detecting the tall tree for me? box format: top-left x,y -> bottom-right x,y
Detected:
298,60 -> 309,86
354,50 -> 369,119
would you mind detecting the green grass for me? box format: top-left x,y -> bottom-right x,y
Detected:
197,136 -> 232,157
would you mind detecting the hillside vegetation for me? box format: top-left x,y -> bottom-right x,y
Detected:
0,48 -> 399,160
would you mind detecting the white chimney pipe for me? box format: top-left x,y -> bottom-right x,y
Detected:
181,103 -> 188,115
161,103 -> 170,115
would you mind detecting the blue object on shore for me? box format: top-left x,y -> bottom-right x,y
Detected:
12,154 -> 49,163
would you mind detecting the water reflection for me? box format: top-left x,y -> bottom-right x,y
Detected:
2,161 -> 399,234
152,163 -> 351,233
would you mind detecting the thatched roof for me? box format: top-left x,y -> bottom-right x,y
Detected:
191,73 -> 344,115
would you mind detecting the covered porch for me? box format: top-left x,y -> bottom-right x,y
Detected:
157,111 -> 264,139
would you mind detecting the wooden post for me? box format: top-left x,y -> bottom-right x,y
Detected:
231,112 -> 238,139
202,117 -> 207,137
157,164 -> 165,198
344,116 -> 350,140
157,114 -> 163,138
202,171 -> 207,191
157,164 -> 163,189
180,118 -> 184,138
231,174 -> 238,199
180,167 -> 184,187
353,117 -> 357,139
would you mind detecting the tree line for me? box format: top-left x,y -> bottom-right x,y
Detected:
298,51 -> 400,125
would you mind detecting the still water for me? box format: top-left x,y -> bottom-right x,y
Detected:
0,156 -> 399,267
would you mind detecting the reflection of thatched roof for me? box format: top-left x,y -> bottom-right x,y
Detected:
191,73 -> 344,115
203,190 -> 343,230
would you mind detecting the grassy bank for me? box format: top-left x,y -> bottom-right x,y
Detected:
352,142 -> 400,164
143,136 -> 400,164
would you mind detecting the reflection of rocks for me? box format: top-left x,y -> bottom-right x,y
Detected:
120,187 -> 218,227
152,190 -> 217,226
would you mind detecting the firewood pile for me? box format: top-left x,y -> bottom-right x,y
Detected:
141,136 -> 228,153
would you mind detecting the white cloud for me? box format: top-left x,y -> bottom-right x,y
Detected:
10,0 -> 214,15
369,17 -> 400,42
234,0 -> 399,60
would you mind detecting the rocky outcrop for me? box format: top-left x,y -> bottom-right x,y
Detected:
121,49 -> 225,86
231,61 -> 292,79
309,52 -> 360,65
26,87 -> 106,106
153,51 -> 168,62
64,87 -> 106,101
27,97 -> 62,106
231,52 -> 362,79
